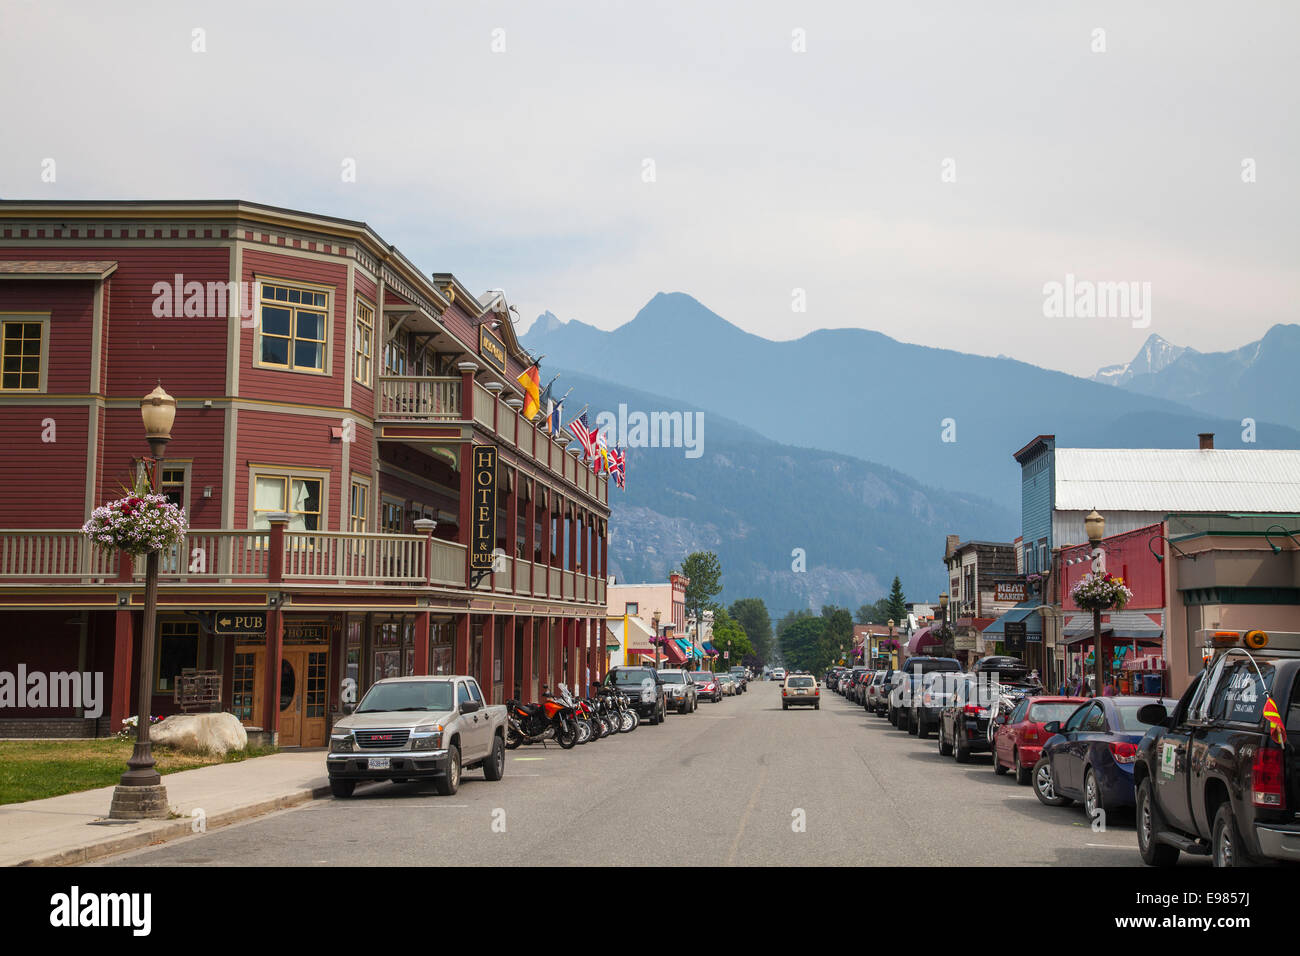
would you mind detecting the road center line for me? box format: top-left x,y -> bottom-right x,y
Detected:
725,761 -> 768,866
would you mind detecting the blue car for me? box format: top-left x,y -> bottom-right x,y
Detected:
1032,695 -> 1166,820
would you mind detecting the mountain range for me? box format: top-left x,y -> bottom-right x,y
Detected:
523,295 -> 1300,612
1091,326 -> 1300,425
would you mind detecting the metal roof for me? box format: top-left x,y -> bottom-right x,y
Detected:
1053,449 -> 1300,512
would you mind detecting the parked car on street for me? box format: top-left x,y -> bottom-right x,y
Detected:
782,673 -> 820,710
913,669 -> 962,739
866,669 -> 894,715
729,666 -> 749,692
657,668 -> 698,713
937,673 -> 998,761
889,657 -> 962,732
1133,629 -> 1300,867
605,666 -> 669,725
991,695 -> 1089,784
327,675 -> 507,797
692,670 -> 723,703
1032,695 -> 1163,820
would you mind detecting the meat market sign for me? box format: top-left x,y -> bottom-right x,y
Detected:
995,582 -> 1027,603
470,445 -> 498,571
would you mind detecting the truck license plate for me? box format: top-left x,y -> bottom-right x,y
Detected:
367,757 -> 391,770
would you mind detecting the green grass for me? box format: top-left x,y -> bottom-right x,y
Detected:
0,739 -> 278,806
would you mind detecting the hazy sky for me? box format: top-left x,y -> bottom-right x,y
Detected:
3,0 -> 1295,376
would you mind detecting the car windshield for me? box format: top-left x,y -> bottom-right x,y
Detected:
356,680 -> 453,713
693,673 -> 714,681
611,669 -> 653,686
788,677 -> 815,687
1027,702 -> 1081,724
659,672 -> 685,683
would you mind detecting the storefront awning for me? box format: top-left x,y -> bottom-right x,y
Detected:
905,626 -> 941,657
982,603 -> 1044,637
662,640 -> 687,666
1064,610 -> 1163,644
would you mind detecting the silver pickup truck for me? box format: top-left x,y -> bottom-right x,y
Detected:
327,675 -> 508,797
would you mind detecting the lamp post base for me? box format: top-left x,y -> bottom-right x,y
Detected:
108,784 -> 169,820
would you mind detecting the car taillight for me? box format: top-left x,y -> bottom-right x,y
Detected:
782,689 -> 787,696
963,704 -> 981,717
1252,744 -> 1286,808
1024,726 -> 1039,741
1109,741 -> 1139,764
815,688 -> 820,696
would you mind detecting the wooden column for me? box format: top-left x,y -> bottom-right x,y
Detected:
262,516 -> 288,737
413,611 -> 430,675
567,617 -> 578,693
521,617 -> 535,702
480,614 -> 496,703
526,479 -> 537,591
503,616 -> 516,703
551,617 -> 562,694
579,617 -> 590,695
454,612 -> 471,675
110,607 -> 134,734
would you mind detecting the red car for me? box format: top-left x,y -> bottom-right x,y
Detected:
692,671 -> 722,703
991,696 -> 1087,784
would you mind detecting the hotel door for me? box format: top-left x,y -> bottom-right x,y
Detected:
279,647 -> 328,748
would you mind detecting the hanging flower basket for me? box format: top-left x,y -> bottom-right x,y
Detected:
82,491 -> 188,556
1070,571 -> 1133,612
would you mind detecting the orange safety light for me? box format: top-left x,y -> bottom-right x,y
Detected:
1244,630 -> 1270,650
1211,631 -> 1240,647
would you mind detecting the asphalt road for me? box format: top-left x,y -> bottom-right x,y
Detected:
99,681 -> 1169,866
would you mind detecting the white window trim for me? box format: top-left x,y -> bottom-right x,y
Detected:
252,276 -> 333,377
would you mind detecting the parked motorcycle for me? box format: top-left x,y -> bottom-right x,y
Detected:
505,687 -> 579,749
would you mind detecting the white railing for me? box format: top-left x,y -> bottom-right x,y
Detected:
377,376 -> 461,420
282,531 -> 425,583
429,539 -> 467,587
161,531 -> 269,580
473,382 -> 495,429
0,531 -> 118,580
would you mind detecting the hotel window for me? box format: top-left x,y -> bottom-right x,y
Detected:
349,480 -> 369,533
1038,539 -> 1048,574
258,281 -> 329,373
156,619 -> 199,693
381,497 -> 404,534
253,474 -> 323,531
625,602 -> 638,616
0,317 -> 47,392
354,299 -> 374,387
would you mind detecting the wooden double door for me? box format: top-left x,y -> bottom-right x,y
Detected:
234,644 -> 329,747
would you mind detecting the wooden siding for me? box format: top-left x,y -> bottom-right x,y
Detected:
239,248 -> 349,409
0,405 -> 88,526
234,406 -> 350,530
0,278 -> 94,392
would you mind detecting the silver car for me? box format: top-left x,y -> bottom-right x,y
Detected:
656,668 -> 698,713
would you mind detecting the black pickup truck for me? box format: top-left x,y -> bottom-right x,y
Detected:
1133,635 -> 1300,867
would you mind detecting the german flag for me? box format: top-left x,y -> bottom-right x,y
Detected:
1263,695 -> 1287,746
516,363 -> 540,419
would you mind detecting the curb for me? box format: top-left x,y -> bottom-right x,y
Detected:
12,782 -> 333,867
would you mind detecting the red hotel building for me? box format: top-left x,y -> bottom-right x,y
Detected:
0,200 -> 610,745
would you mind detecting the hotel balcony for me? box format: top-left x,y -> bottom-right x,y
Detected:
374,373 -> 608,507
0,525 -> 607,606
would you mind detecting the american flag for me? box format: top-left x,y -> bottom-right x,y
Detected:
566,413 -> 597,460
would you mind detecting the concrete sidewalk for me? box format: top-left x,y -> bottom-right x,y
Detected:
0,750 -> 338,866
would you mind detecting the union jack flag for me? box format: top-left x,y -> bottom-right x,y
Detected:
566,413 -> 597,460
610,446 -> 626,488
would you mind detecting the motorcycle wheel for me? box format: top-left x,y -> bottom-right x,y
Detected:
505,726 -> 523,750
556,719 -> 578,749
619,710 -> 636,733
576,720 -> 592,744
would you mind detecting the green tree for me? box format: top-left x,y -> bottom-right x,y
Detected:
678,551 -> 723,622
779,615 -> 828,673
886,576 -> 908,625
729,597 -> 772,663
710,607 -> 753,668
821,604 -> 854,665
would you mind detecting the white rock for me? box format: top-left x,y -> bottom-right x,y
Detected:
151,712 -> 248,756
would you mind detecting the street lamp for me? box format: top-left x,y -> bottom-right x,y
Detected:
652,610 -> 662,670
938,592 -> 949,658
1086,509 -> 1106,697
887,619 -> 895,668
109,384 -> 176,819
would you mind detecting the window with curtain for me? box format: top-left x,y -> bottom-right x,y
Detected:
253,475 -> 322,531
350,481 -> 369,533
